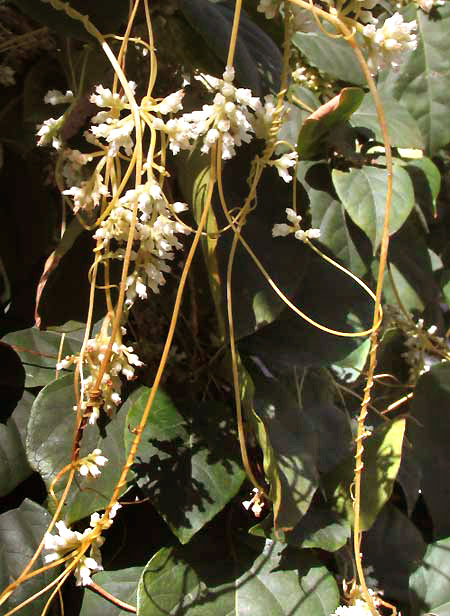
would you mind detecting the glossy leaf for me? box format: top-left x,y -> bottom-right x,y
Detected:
297,88 -> 365,159
26,375 -> 128,524
332,164 -> 415,253
250,507 -> 351,553
2,327 -> 84,387
0,499 -> 59,616
293,31 -> 365,85
180,0 -> 281,94
125,388 -> 245,544
379,4 -> 450,154
408,363 -> 450,539
0,391 -> 34,497
362,504 -> 425,604
80,567 -> 143,616
325,419 -> 406,531
410,537 -> 450,616
137,540 -> 339,616
245,360 -> 319,531
351,92 -> 423,148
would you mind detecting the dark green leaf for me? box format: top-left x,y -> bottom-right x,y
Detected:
378,4 -> 450,154
2,327 -> 84,387
26,375 -> 128,524
332,164 -> 415,253
0,499 -> 60,616
408,363 -> 450,539
351,92 -> 424,148
324,419 -> 406,531
12,0 -> 130,42
410,537 -> 450,616
137,540 -> 339,616
250,506 -> 350,552
297,88 -> 365,159
80,567 -> 143,616
404,157 -> 441,219
245,360 -> 319,530
180,0 -> 282,94
0,391 -> 34,497
125,388 -> 245,544
293,31 -> 365,85
362,504 -> 425,604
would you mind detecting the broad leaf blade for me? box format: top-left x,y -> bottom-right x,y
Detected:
378,4 -> 450,154
0,499 -> 59,616
332,164 -> 415,253
137,541 -> 339,616
125,388 -> 245,544
80,567 -> 143,616
26,374 -> 128,524
410,537 -> 450,616
325,419 -> 406,531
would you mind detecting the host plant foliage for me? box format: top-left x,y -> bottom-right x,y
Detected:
0,0 -> 449,615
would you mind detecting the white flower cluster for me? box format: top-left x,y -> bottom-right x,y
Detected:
272,207 -> 320,242
78,448 -> 108,477
57,331 -> 143,423
271,151 -> 298,183
37,90 -> 75,150
242,488 -> 265,517
155,67 -> 275,160
44,503 -> 120,586
363,12 -> 418,72
93,181 -> 190,306
331,599 -> 375,616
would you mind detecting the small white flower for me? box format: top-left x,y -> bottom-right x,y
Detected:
272,207 -> 320,242
257,0 -> 280,19
271,151 -> 298,183
36,116 -> 64,149
44,89 -> 74,106
78,449 -> 108,478
331,599 -> 375,615
363,12 -> 417,73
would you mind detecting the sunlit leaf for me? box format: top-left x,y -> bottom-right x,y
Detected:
378,4 -> 450,154
137,540 -> 339,616
26,375 -> 129,524
325,419 -> 406,531
410,537 -> 450,616
332,164 -> 415,253
125,387 -> 245,544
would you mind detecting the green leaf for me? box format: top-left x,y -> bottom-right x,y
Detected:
362,504 -> 425,604
332,164 -> 415,253
245,361 -> 319,531
250,507 -> 351,552
378,4 -> 450,154
2,327 -> 85,387
80,567 -> 143,616
408,363 -> 450,539
325,419 -> 406,531
302,162 -> 372,278
293,31 -> 365,85
351,92 -> 424,149
26,375 -> 128,524
410,537 -> 450,616
376,221 -> 440,315
180,0 -> 282,94
0,391 -> 34,497
125,388 -> 245,544
297,88 -> 365,159
12,0 -> 130,42
137,540 -> 339,616
0,499 -> 60,616
404,157 -> 441,219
